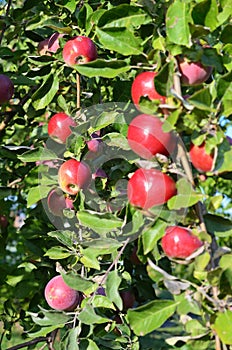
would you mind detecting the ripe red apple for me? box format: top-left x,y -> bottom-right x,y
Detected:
189,142 -> 214,173
161,226 -> 203,259
48,112 -> 77,144
58,159 -> 91,195
62,36 -> 97,66
44,275 -> 79,311
120,289 -> 136,310
131,71 -> 166,110
127,168 -> 177,210
38,33 -> 63,55
177,57 -> 212,86
0,74 -> 14,104
127,114 -> 176,159
0,215 -> 8,228
47,188 -> 74,217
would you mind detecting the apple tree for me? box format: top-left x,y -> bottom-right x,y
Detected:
0,0 -> 232,349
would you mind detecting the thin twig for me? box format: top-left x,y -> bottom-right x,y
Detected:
6,337 -> 47,350
76,73 -> 80,110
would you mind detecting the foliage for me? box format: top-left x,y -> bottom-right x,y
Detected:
0,0 -> 232,349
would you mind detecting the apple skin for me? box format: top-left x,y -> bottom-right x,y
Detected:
120,289 -> 136,310
127,114 -> 176,159
130,246 -> 141,265
0,74 -> 14,104
48,112 -> 77,144
38,33 -> 63,55
177,57 -> 212,86
131,71 -> 166,110
47,188 -> 74,217
127,168 -> 177,210
58,159 -> 91,195
189,142 -> 214,173
161,226 -> 203,259
0,215 -> 8,228
62,36 -> 97,66
44,275 -> 79,311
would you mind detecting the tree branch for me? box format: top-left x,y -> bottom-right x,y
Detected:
6,337 -> 47,350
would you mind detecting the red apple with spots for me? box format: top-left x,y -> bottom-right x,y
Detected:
127,114 -> 176,159
131,71 -> 166,111
127,168 -> 177,210
62,36 -> 97,66
58,159 -> 91,195
48,112 -> 76,144
44,275 -> 79,311
177,57 -> 212,86
189,142 -> 214,173
161,226 -> 203,259
0,74 -> 14,104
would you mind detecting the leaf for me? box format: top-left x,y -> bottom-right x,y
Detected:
213,310 -> 232,344
32,74 -> 59,110
73,59 -> 130,78
44,246 -> 72,260
77,210 -> 123,235
154,61 -> 175,97
61,327 -> 80,350
0,186 -> 12,200
102,132 -> 130,150
48,230 -> 75,248
192,0 -> 218,31
29,309 -> 70,326
142,220 -> 166,255
18,147 -> 57,162
78,304 -> 109,325
127,300 -> 179,336
204,214 -> 232,237
82,295 -> 116,310
187,88 -> 214,111
96,27 -> 142,55
27,185 -> 51,207
168,178 -> 204,210
98,4 -> 151,29
166,1 -> 191,47
62,273 -> 95,294
106,270 -> 122,310
28,325 -> 63,338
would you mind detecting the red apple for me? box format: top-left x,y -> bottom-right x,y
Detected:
127,114 -> 176,159
131,71 -> 166,111
44,275 -> 79,311
38,33 -> 63,55
177,57 -> 212,86
161,226 -> 203,259
62,36 -> 97,66
120,289 -> 136,310
48,112 -> 77,144
0,74 -> 14,104
0,215 -> 8,228
127,168 -> 177,210
189,142 -> 214,173
47,188 -> 74,217
58,159 -> 91,195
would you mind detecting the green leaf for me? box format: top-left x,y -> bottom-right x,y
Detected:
142,220 -> 166,255
106,270 -> 122,310
32,74 -> 59,110
61,327 -> 80,350
98,4 -> 151,29
82,295 -> 116,310
18,147 -> 57,162
86,340 -> 100,350
44,246 -> 72,259
192,0 -> 218,31
168,178 -> 204,210
27,185 -> 51,207
0,186 -> 12,200
204,214 -> 232,237
217,0 -> 232,25
154,61 -> 175,97
102,132 -> 130,150
48,230 -> 74,249
29,309 -> 70,326
28,325 -> 63,338
77,210 -> 123,235
214,310 -> 232,344
166,1 -> 191,47
62,273 -> 95,294
187,88 -> 214,111
73,59 -> 131,78
127,300 -> 178,336
96,27 -> 142,55
78,304 -> 109,325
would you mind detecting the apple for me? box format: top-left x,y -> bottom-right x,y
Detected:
120,289 -> 136,310
161,226 -> 203,259
189,142 -> 214,172
177,57 -> 212,86
47,188 -> 74,217
47,112 -> 77,144
58,159 -> 91,195
127,114 -> 176,159
62,36 -> 97,66
0,215 -> 8,228
129,246 -> 141,265
44,275 -> 79,311
127,168 -> 177,210
131,71 -> 166,111
0,74 -> 14,104
38,32 -> 63,55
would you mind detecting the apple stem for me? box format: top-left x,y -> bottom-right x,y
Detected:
76,73 -> 80,110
